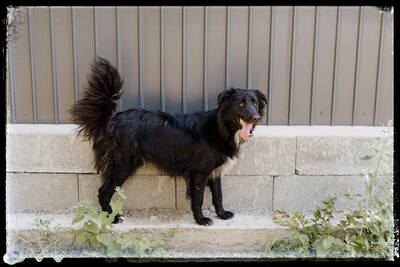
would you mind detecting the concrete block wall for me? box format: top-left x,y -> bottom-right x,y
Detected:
6,124 -> 393,213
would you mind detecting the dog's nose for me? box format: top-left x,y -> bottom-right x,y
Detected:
251,115 -> 260,123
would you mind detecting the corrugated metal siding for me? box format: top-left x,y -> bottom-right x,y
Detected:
6,6 -> 393,125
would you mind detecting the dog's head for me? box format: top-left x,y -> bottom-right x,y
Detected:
217,88 -> 267,142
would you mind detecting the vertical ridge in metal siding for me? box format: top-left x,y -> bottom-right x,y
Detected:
6,53 -> 12,123
116,7 -> 123,111
8,50 -> 16,123
331,7 -> 341,125
51,7 -> 75,123
246,6 -> 252,89
203,6 -> 208,111
71,7 -> 79,102
375,11 -> 393,125
268,7 -> 294,125
93,7 -> 97,57
267,7 -> 274,125
205,7 -> 227,110
182,7 -> 187,113
94,7 -> 98,56
30,7 -> 56,123
27,8 -> 37,123
288,7 -> 296,125
310,6 -> 319,125
160,7 -> 165,112
330,6 -> 340,125
225,6 -> 230,88
352,7 -> 363,126
138,7 -> 144,108
374,12 -> 384,126
49,8 -> 59,123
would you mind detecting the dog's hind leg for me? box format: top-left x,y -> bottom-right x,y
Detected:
98,157 -> 143,224
189,173 -> 213,226
207,177 -> 234,220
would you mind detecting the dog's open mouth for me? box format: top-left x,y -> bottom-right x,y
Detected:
239,119 -> 254,142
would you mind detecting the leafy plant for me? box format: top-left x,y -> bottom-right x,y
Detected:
72,186 -> 176,257
5,210 -> 69,264
268,122 -> 394,258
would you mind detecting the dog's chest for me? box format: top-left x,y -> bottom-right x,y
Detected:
210,157 -> 237,179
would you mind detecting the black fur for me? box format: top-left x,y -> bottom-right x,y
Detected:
70,57 -> 267,226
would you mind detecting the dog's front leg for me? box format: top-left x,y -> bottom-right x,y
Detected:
208,177 -> 234,220
190,174 -> 213,226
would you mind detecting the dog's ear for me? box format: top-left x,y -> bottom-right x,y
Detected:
217,88 -> 236,109
253,89 -> 267,117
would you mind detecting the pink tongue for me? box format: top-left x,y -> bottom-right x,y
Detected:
240,121 -> 253,141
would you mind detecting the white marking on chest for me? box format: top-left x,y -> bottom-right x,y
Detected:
210,130 -> 241,179
211,157 -> 237,179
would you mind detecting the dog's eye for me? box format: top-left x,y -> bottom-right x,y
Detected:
239,102 -> 244,107
252,101 -> 257,106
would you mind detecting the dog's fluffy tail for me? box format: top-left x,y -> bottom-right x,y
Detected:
70,56 -> 123,141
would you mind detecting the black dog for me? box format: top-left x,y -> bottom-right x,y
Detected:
70,57 -> 267,226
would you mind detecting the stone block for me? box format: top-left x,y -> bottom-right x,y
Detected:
176,176 -> 273,212
6,172 -> 78,211
78,174 -> 176,210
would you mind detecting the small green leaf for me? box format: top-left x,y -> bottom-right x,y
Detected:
85,207 -> 99,219
89,233 -> 101,248
110,200 -> 123,214
72,207 -> 86,224
83,220 -> 100,234
99,211 -> 114,228
96,234 -> 114,247
115,186 -> 126,200
75,229 -> 88,245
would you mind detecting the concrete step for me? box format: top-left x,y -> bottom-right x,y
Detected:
6,210 -> 293,259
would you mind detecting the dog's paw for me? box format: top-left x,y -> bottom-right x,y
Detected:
217,210 -> 234,220
112,213 -> 124,224
196,217 -> 213,226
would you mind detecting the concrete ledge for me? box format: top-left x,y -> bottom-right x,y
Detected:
6,210 -> 292,257
296,136 -> 393,175
6,124 -> 391,176
5,124 -> 393,212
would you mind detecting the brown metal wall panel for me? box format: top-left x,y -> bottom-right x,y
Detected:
141,7 -> 161,111
353,7 -> 381,125
268,6 -> 293,125
289,6 -> 315,125
7,6 -> 392,125
72,7 -> 95,101
163,7 -> 183,114
50,7 -> 75,123
375,11 -> 393,125
227,6 -> 249,89
331,7 -> 359,125
9,7 -> 33,123
185,7 -> 204,113
116,7 -> 140,110
205,6 -> 226,111
310,7 -> 337,125
28,7 -> 54,123
248,7 -> 270,124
